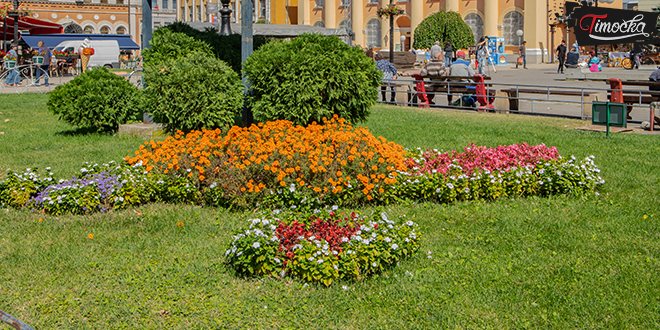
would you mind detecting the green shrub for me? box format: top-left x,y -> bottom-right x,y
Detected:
413,10 -> 475,50
144,52 -> 243,133
143,28 -> 213,69
47,68 -> 143,132
162,22 -> 269,73
243,33 -> 381,126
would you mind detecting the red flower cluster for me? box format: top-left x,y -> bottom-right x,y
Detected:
275,212 -> 362,261
407,143 -> 559,176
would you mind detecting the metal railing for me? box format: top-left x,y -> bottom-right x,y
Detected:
377,77 -> 656,121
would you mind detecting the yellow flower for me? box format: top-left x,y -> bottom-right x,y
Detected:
88,234 -> 94,239
177,222 -> 184,227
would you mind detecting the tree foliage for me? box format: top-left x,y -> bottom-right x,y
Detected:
159,22 -> 269,73
413,10 -> 475,50
144,52 -> 243,133
47,68 -> 143,132
142,28 -> 213,69
242,33 -> 381,126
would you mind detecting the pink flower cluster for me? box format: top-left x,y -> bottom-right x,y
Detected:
406,143 -> 559,176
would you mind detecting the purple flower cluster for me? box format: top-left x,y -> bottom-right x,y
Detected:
30,171 -> 123,207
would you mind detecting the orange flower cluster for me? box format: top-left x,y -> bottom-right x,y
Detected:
126,116 -> 407,207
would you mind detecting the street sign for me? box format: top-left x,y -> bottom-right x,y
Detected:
207,3 -> 218,13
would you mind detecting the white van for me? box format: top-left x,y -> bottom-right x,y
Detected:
53,40 -> 121,69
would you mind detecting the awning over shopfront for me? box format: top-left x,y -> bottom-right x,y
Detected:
1,16 -> 63,36
187,22 -> 349,38
21,33 -> 140,50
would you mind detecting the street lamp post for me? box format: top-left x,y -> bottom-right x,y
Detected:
400,34 -> 406,52
219,0 -> 232,35
389,0 -> 394,63
516,29 -> 524,47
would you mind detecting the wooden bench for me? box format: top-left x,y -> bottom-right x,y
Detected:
413,74 -> 495,111
378,51 -> 417,70
500,88 -> 600,111
607,78 -> 660,131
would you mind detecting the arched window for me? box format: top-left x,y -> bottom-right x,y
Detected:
100,26 -> 111,34
83,25 -> 94,34
63,22 -> 83,34
314,21 -> 325,27
366,19 -> 381,48
116,26 -> 126,35
503,11 -> 524,46
338,19 -> 349,30
464,13 -> 483,45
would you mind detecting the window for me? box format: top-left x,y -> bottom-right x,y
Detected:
162,0 -> 168,9
197,5 -> 201,21
339,19 -> 349,30
83,25 -> 94,34
172,0 -> 176,11
100,0 -> 108,3
100,26 -> 111,34
259,0 -> 266,18
366,19 -> 381,48
314,21 -> 325,27
503,11 -> 524,46
314,0 -> 323,8
189,6 -> 193,20
116,26 -> 126,34
231,1 -> 237,22
464,13 -> 483,45
64,23 -> 83,34
116,0 -> 124,4
340,0 -> 349,6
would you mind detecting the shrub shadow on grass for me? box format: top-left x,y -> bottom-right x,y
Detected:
55,126 -> 114,136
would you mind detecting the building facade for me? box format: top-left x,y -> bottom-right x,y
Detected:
1,0 -> 148,45
297,0 -> 623,64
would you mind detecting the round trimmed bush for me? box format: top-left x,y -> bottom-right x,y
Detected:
47,68 -> 143,132
143,28 -> 213,69
144,52 -> 244,133
413,10 -> 475,50
243,33 -> 381,126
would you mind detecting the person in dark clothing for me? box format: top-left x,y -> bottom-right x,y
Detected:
565,47 -> 579,68
556,40 -> 567,74
444,41 -> 454,68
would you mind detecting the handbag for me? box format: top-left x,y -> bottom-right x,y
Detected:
517,57 -> 523,65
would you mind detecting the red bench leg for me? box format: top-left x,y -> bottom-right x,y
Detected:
474,74 -> 494,111
413,74 -> 430,108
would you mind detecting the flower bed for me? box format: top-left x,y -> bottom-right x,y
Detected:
395,146 -> 604,203
224,209 -> 420,286
1,117 -> 604,215
126,115 -> 408,208
1,162 -> 199,214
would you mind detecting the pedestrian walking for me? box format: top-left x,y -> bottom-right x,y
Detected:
430,41 -> 443,60
556,40 -> 567,74
518,41 -> 527,69
3,43 -> 20,86
477,36 -> 489,75
444,41 -> 454,68
34,40 -> 52,86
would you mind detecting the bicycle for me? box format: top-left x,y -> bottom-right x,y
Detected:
126,57 -> 143,89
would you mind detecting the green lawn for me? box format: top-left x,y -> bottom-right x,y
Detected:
1,94 -> 659,329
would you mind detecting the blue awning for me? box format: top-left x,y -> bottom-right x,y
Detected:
21,33 -> 140,50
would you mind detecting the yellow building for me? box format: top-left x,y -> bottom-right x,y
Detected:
294,0 -> 623,64
175,0 -> 297,25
